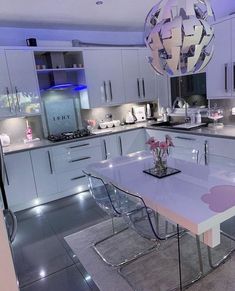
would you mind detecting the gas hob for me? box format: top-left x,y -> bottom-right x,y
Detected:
48,129 -> 92,142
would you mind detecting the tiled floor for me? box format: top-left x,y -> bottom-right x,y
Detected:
12,191 -> 108,291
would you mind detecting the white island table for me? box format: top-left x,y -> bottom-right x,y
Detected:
87,151 -> 235,248
86,150 -> 235,289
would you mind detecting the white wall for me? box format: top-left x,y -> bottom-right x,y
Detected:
0,26 -> 144,46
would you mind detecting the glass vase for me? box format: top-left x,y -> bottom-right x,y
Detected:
152,150 -> 167,174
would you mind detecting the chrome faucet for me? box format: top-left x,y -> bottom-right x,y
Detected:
172,97 -> 189,123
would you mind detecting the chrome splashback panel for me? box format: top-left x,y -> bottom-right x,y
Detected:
43,90 -> 79,135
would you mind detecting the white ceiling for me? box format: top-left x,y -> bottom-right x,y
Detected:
1,0 -> 235,31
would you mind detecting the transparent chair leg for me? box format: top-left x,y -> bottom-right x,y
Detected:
173,229 -> 204,291
93,226 -> 130,267
154,212 -> 179,240
118,241 -> 160,289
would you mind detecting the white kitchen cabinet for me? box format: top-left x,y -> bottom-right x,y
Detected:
101,135 -> 120,160
82,49 -> 125,108
122,49 -> 158,103
4,151 -> 37,208
157,75 -> 170,107
52,137 -> 103,194
146,129 -> 204,162
204,136 -> 235,160
5,50 -> 41,116
207,19 -> 232,99
0,50 -> 15,118
118,129 -> 147,155
122,50 -> 141,103
30,148 -> 58,197
138,49 -> 157,102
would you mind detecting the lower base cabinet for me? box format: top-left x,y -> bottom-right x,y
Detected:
4,152 -> 38,208
30,148 -> 58,197
119,129 -> 147,155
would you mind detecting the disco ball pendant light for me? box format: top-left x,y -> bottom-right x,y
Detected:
144,0 -> 215,76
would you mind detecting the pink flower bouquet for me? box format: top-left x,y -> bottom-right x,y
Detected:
146,135 -> 174,172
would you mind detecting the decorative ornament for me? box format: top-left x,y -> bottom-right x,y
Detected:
144,0 -> 215,76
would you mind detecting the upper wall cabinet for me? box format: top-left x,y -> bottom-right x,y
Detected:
5,50 -> 41,116
138,49 -> 157,101
122,49 -> 158,103
206,19 -> 232,99
0,50 -> 15,118
0,49 -> 41,118
82,49 -> 125,108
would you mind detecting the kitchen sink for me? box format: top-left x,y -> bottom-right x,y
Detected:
150,121 -> 207,130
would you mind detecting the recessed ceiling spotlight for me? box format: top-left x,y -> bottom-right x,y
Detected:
96,0 -> 103,5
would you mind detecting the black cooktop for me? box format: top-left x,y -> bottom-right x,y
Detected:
48,129 -> 92,142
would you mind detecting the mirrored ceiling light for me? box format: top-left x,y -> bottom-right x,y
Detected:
144,0 -> 215,76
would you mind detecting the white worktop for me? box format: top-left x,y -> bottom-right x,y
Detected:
4,122 -> 235,154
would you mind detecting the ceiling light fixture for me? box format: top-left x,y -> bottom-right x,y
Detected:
144,0 -> 215,76
96,0 -> 103,5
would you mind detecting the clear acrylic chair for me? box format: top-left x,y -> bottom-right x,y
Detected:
199,153 -> 235,269
84,171 -> 133,267
85,171 -> 162,268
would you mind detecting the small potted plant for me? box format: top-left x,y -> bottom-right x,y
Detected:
146,135 -> 174,173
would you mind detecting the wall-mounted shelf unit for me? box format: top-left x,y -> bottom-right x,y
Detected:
34,51 -> 86,91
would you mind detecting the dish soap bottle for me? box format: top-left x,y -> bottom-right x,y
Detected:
195,111 -> 202,124
25,119 -> 33,141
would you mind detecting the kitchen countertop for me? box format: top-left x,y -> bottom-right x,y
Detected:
4,122 -> 235,154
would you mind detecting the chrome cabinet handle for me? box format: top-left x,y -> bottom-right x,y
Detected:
103,81 -> 108,102
137,78 -> 141,98
204,140 -> 209,165
68,143 -> 90,149
142,78 -> 146,98
109,80 -> 113,101
6,87 -> 12,113
119,136 -> 123,156
47,151 -> 53,174
233,63 -> 235,92
69,157 -> 91,163
15,86 -> 21,112
71,175 -> 86,181
175,136 -> 196,141
225,64 -> 228,92
103,139 -> 108,160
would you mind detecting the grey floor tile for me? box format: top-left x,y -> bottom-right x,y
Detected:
15,192 -> 97,221
20,265 -> 92,291
12,215 -> 74,287
14,192 -> 105,291
45,203 -> 108,238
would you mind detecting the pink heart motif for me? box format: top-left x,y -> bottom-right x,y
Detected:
202,185 -> 235,213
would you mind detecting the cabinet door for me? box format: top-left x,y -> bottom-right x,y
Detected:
119,129 -> 146,155
101,135 -> 120,160
5,50 -> 41,115
157,75 -> 170,107
4,152 -> 37,208
146,129 -> 203,162
207,20 -> 232,99
31,148 -> 58,197
122,50 -> 142,103
0,50 -> 15,118
83,49 -> 125,108
138,49 -> 157,101
231,18 -> 235,97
